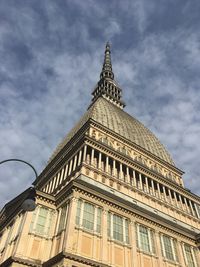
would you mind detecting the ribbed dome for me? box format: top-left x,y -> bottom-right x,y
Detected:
50,97 -> 174,165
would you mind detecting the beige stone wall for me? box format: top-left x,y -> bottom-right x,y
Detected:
62,191 -> 199,267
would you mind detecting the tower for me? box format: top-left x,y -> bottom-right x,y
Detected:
0,43 -> 200,267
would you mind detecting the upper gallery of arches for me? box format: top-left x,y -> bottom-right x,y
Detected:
49,43 -> 174,166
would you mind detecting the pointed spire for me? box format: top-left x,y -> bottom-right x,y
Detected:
100,42 -> 114,80
90,43 -> 125,109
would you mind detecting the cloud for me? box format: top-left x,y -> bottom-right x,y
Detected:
0,0 -> 200,208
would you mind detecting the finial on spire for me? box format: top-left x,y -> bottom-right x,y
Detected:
100,42 -> 114,80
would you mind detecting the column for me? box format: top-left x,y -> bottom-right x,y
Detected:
63,197 -> 78,251
63,164 -> 69,181
162,186 -> 168,202
177,241 -> 186,266
179,195 -> 186,212
79,200 -> 84,227
68,159 -> 73,175
110,213 -> 113,239
155,230 -> 163,266
168,188 -> 174,205
102,209 -> 108,263
55,209 -> 62,234
130,221 -> 137,267
59,205 -> 69,252
183,197 -> 190,214
145,176 -> 149,193
55,175 -> 60,190
194,203 -> 200,218
73,154 -> 77,171
59,167 -> 65,185
139,173 -> 143,190
119,163 -> 123,180
91,148 -> 94,166
83,145 -> 87,162
12,213 -> 28,257
189,200 -> 196,216
126,166 -> 130,183
132,170 -> 136,187
157,182 -> 161,199
113,159 -> 116,177
78,149 -> 82,166
98,152 -> 102,169
173,191 -> 179,209
151,179 -> 155,196
106,156 -> 109,173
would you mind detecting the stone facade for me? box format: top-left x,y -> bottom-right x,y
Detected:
0,43 -> 200,267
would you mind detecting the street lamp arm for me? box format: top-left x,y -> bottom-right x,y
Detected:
0,158 -> 38,211
0,158 -> 38,180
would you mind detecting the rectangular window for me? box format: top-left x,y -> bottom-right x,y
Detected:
160,234 -> 178,262
136,224 -> 155,254
113,214 -> 123,242
184,244 -> 197,267
76,199 -> 102,233
163,235 -> 174,261
5,223 -> 14,246
57,205 -> 68,233
139,225 -> 150,252
30,206 -> 53,236
108,212 -> 129,244
82,202 -> 95,230
36,207 -> 48,234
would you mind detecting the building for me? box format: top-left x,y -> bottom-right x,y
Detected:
0,43 -> 200,267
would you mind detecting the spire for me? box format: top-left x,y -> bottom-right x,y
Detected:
90,43 -> 125,109
100,42 -> 114,80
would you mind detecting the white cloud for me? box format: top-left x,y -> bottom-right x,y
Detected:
0,0 -> 200,208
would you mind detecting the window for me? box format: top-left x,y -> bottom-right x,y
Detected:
76,199 -> 102,233
107,212 -> 129,244
136,224 -> 155,254
57,205 -> 68,233
5,223 -> 14,246
30,206 -> 53,236
183,244 -> 198,267
160,234 -> 178,262
83,202 -> 95,230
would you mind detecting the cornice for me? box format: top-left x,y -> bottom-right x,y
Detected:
43,251 -> 111,267
34,139 -> 86,190
72,176 -> 199,241
82,162 -> 200,224
0,256 -> 41,267
33,121 -> 90,187
36,190 -> 55,204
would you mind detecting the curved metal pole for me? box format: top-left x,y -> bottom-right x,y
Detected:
0,159 -> 38,180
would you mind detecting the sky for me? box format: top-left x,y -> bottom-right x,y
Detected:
0,0 -> 200,208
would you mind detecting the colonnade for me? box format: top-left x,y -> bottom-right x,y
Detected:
42,145 -> 200,220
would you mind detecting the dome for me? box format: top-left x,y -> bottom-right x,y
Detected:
50,97 -> 174,165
